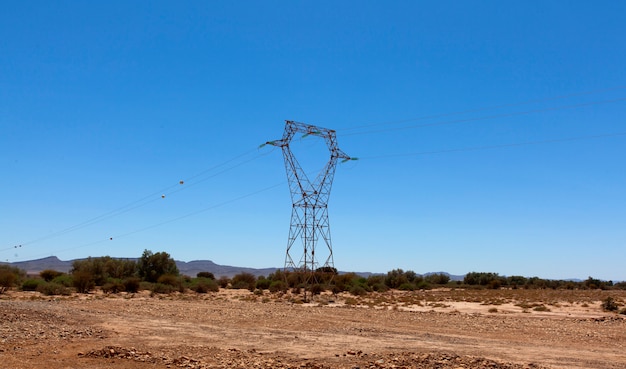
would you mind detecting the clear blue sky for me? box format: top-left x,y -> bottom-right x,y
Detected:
2,1 -> 625,281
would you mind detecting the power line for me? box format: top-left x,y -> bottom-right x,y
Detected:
336,85 -> 626,133
6,126 -> 625,261
20,180 -> 286,261
339,97 -> 626,137
5,87 -> 626,259
13,127 -> 626,261
358,131 -> 626,160
1,147 -> 274,254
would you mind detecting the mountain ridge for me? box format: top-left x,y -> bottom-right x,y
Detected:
2,256 -> 466,280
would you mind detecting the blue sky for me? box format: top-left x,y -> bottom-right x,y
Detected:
1,1 -> 625,280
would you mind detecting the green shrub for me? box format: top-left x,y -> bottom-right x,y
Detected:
286,272 -> 307,288
52,274 -> 73,287
584,276 -> 605,290
72,270 -> 95,293
602,297 -> 619,312
313,267 -> 338,284
37,282 -> 71,296
123,277 -> 141,293
102,279 -> 124,294
349,285 -> 368,296
507,275 -> 528,288
138,250 -> 179,283
385,269 -> 410,289
333,273 -> 357,292
269,280 -> 286,293
156,274 -> 185,292
425,273 -> 450,285
255,277 -> 271,290
0,265 -> 25,293
0,270 -> 17,293
308,284 -> 325,295
268,269 -> 286,282
398,282 -> 415,291
71,256 -> 136,286
371,283 -> 389,292
157,274 -> 179,286
232,280 -> 250,290
366,275 -> 385,287
150,283 -> 177,294
197,272 -> 215,279
231,272 -> 256,291
22,279 -> 43,291
191,277 -> 219,293
40,269 -> 64,282
464,272 -> 502,286
218,276 -> 230,288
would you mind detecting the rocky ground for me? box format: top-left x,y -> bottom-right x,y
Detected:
1,288 -> 625,368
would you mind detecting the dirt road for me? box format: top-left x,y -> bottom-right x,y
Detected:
2,289 -> 625,368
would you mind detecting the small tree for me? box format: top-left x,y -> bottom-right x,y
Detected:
73,270 -> 95,293
0,265 -> 26,293
425,273 -> 450,285
256,276 -> 271,290
40,269 -> 64,282
507,275 -> 528,289
385,269 -> 409,289
104,258 -> 137,279
123,277 -> 141,293
268,269 -> 286,282
137,250 -> 179,283
333,273 -> 357,292
197,271 -> 215,280
314,266 -> 338,284
464,272 -> 503,287
231,272 -> 256,290
71,257 -> 105,286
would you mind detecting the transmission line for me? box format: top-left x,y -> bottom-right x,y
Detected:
358,131 -> 626,160
4,86 -> 626,259
337,85 -> 626,133
339,97 -> 626,137
17,181 -> 286,261
1,147 -> 273,254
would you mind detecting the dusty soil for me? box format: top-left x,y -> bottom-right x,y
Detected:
2,288 -> 626,369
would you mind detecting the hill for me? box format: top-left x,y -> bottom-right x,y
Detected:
2,256 -> 465,280
1,256 -> 280,278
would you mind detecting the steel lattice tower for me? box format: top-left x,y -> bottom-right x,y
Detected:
265,120 -> 352,278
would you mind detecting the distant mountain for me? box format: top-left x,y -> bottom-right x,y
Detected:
5,256 -> 74,274
2,256 -> 280,278
2,256 -> 466,280
175,260 -> 279,278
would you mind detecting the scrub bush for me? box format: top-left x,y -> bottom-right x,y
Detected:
22,279 -> 43,291
37,282 -> 71,296
191,277 -> 219,293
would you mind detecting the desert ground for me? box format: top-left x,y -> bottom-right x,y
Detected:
2,288 -> 626,369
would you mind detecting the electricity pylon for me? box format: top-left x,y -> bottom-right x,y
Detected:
265,120 -> 353,283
